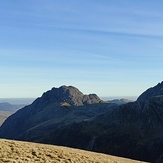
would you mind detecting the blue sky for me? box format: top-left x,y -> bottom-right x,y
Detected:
0,0 -> 163,99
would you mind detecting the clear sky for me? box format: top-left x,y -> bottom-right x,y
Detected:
0,0 -> 163,99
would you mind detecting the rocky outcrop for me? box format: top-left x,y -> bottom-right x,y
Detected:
37,85 -> 102,107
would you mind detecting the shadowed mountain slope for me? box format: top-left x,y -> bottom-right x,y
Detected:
137,81 -> 163,101
46,95 -> 163,162
0,86 -> 113,139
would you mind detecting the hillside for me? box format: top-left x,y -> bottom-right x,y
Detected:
137,81 -> 163,101
0,139 -> 147,163
48,95 -> 163,162
0,111 -> 12,126
0,102 -> 25,126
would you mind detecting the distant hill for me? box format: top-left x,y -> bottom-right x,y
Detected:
0,102 -> 25,112
137,81 -> 163,101
107,98 -> 134,105
0,139 -> 146,163
0,102 -> 25,126
0,98 -> 34,105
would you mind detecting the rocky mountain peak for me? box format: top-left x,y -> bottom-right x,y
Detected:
137,81 -> 163,101
37,85 -> 102,106
0,85 -> 107,140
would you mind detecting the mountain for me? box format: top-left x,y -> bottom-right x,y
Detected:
0,139 -> 146,163
107,98 -> 134,105
1,83 -> 163,162
39,83 -> 162,163
0,86 -> 114,139
137,81 -> 163,101
37,85 -> 103,106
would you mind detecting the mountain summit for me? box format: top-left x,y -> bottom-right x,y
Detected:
40,85 -> 102,106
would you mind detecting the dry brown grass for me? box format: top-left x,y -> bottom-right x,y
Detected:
0,139 -> 148,163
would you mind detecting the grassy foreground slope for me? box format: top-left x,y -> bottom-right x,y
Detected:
0,139 -> 147,163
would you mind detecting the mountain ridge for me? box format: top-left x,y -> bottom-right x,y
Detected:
0,85 -> 112,139
39,85 -> 103,106
1,83 -> 163,162
137,81 -> 163,101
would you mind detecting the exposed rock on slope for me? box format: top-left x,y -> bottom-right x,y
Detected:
38,85 -> 102,106
0,139 -> 146,163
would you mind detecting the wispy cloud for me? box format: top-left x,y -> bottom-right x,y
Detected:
0,0 -> 163,97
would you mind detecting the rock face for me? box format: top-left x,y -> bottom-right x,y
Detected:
137,81 -> 163,101
0,86 -> 112,140
39,85 -> 102,106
